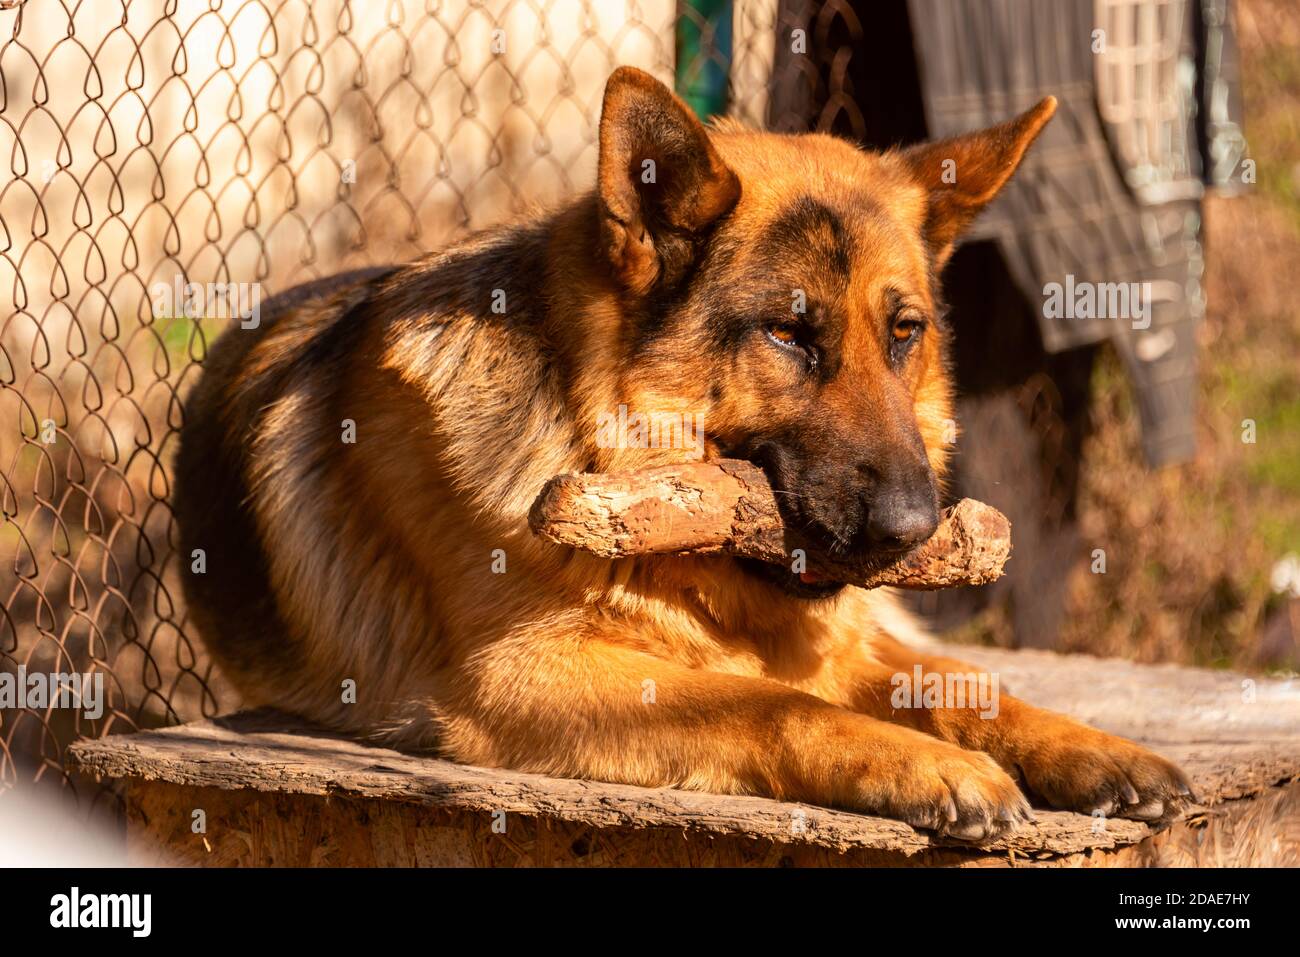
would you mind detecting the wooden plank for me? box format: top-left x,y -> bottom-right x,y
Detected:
68,642 -> 1300,865
119,779 -> 1300,867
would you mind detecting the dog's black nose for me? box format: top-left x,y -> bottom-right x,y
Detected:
864,486 -> 939,551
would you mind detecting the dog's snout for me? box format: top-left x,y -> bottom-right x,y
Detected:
757,438 -> 941,558
863,482 -> 939,551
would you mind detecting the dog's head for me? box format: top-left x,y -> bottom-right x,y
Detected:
592,67 -> 1054,598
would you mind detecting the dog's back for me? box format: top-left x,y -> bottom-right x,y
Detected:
174,222 -> 588,742
175,268 -> 391,696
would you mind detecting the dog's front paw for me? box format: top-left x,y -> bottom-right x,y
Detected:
858,737 -> 1033,842
1010,718 -> 1193,823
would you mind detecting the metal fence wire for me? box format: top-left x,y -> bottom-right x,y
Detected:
0,0 -> 822,807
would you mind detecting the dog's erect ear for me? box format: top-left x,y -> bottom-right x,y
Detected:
597,66 -> 740,296
902,97 -> 1056,267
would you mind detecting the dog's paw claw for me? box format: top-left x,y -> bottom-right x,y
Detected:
1118,799 -> 1165,821
942,820 -> 997,842
942,795 -> 959,823
1013,722 -> 1192,824
858,738 -> 1029,841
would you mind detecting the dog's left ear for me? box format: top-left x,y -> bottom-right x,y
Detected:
597,67 -> 741,297
902,97 -> 1056,267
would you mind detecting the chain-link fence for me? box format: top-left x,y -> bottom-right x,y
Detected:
0,0 -> 812,809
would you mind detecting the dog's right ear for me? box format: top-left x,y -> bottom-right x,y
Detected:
597,67 -> 740,297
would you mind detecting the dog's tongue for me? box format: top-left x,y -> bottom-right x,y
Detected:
799,571 -> 824,584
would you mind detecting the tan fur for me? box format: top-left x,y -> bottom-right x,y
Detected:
174,69 -> 1188,839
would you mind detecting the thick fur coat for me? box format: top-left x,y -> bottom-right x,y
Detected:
174,68 -> 1190,840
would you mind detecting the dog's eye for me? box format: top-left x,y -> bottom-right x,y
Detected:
765,322 -> 818,370
891,316 -> 924,342
767,322 -> 801,347
889,313 -> 926,357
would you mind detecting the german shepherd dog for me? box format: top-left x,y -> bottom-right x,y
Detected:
175,67 -> 1190,841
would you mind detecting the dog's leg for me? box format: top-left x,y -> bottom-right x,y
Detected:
438,629 -> 1030,840
846,636 -> 1193,821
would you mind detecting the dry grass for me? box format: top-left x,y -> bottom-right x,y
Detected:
1056,194 -> 1300,669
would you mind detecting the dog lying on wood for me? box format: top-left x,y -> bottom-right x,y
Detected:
175,67 -> 1190,841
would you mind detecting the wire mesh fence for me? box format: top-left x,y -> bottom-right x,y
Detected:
0,0 -> 803,807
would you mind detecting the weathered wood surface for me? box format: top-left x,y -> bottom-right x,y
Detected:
68,642 -> 1300,866
528,460 -> 1012,590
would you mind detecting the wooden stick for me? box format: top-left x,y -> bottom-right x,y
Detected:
528,459 -> 1011,590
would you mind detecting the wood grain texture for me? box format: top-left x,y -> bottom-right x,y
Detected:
527,459 -> 1012,590
69,641 -> 1300,866
121,779 -> 1300,867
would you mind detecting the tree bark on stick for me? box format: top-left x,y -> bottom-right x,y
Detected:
528,459 -> 1011,590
